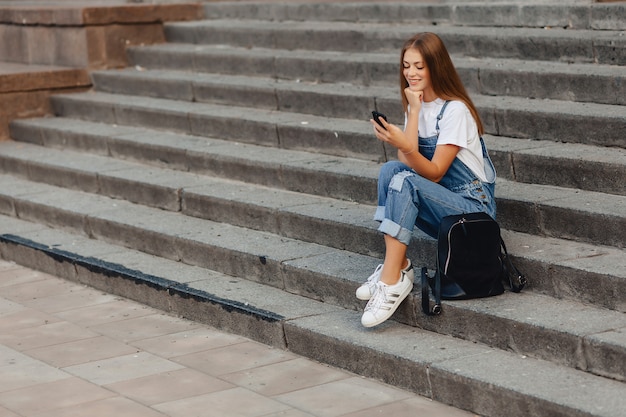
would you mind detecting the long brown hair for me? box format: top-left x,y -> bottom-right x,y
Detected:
399,32 -> 484,135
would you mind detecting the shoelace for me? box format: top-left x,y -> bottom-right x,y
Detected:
363,264 -> 383,291
366,265 -> 383,283
364,282 -> 389,312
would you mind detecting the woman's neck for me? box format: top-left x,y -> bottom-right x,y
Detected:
422,88 -> 438,103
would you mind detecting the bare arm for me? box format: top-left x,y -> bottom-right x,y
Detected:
371,113 -> 459,183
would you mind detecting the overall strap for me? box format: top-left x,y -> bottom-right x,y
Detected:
435,100 -> 450,137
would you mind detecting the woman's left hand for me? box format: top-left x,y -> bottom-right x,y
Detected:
370,118 -> 415,154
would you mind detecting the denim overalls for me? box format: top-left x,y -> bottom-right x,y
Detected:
374,101 -> 497,244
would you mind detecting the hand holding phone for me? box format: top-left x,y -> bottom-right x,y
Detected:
371,111 -> 388,130
371,111 -> 390,161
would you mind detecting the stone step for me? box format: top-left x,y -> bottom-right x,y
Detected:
0,138 -> 624,313
96,60 -> 626,112
0,1 -> 203,68
1,3 -> 624,417
0,61 -> 91,139
1,214 -> 624,417
126,42 -> 626,107
89,68 -> 626,178
200,1 -> 625,31
0,177 -> 624,386
0,3 -> 623,417
0,62 -> 90,94
7,119 -> 625,249
49,90 -> 626,156
10,114 -> 626,200
162,18 -> 626,65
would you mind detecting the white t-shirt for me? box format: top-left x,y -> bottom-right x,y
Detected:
406,98 -> 488,182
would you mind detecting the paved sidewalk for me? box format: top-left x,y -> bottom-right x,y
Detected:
0,259 -> 476,417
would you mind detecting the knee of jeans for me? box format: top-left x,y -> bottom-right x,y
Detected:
389,170 -> 414,192
379,161 -> 409,182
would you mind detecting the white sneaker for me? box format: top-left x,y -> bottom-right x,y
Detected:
361,271 -> 413,328
355,259 -> 413,301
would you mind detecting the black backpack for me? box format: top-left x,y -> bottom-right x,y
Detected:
421,212 -> 527,315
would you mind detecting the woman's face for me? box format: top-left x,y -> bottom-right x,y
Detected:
403,48 -> 434,99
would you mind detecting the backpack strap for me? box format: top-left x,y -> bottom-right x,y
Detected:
421,236 -> 527,316
421,267 -> 442,315
500,239 -> 527,292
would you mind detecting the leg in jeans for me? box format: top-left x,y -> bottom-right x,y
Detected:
374,161 -> 487,285
362,161 -> 488,327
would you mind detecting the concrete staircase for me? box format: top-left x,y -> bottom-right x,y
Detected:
0,0 -> 202,138
1,1 -> 625,416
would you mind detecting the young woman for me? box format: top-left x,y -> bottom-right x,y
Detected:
358,32 -> 497,327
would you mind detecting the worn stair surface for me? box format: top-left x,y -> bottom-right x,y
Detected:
1,1 -> 625,416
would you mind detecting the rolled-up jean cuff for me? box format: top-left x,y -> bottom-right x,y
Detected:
378,219 -> 413,246
374,206 -> 386,222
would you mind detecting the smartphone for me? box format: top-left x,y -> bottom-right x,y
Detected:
372,111 -> 388,129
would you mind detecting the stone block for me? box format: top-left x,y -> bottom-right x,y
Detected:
397,4 -> 451,24
81,3 -> 203,25
189,111 -> 278,146
454,5 -> 521,27
584,329 -> 626,381
127,45 -> 196,71
25,26 -> 57,66
13,194 -> 88,233
167,288 -> 287,348
0,116 -> 10,141
278,120 -> 379,161
542,203 -> 626,248
0,3 -> 202,26
0,6 -> 81,26
0,3 -> 193,68
0,25 -> 28,63
0,192 -> 16,216
49,7 -> 85,26
194,79 -> 276,110
53,26 -> 90,67
284,252 -> 366,309
86,23 -> 165,69
115,98 -> 192,133
110,130 -> 191,171
0,90 -> 52,139
0,236 -> 79,282
181,184 -> 282,233
7,7 -> 57,26
513,151 -> 626,196
520,5 -> 589,29
594,35 -> 626,66
94,71 -> 194,102
0,65 -> 90,94
591,4 -> 626,30
288,3 -> 358,22
51,94 -> 116,123
31,161 -> 100,194
9,118 -> 47,145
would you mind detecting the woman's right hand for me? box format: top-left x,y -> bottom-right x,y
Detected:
404,87 -> 424,113
371,118 -> 415,154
